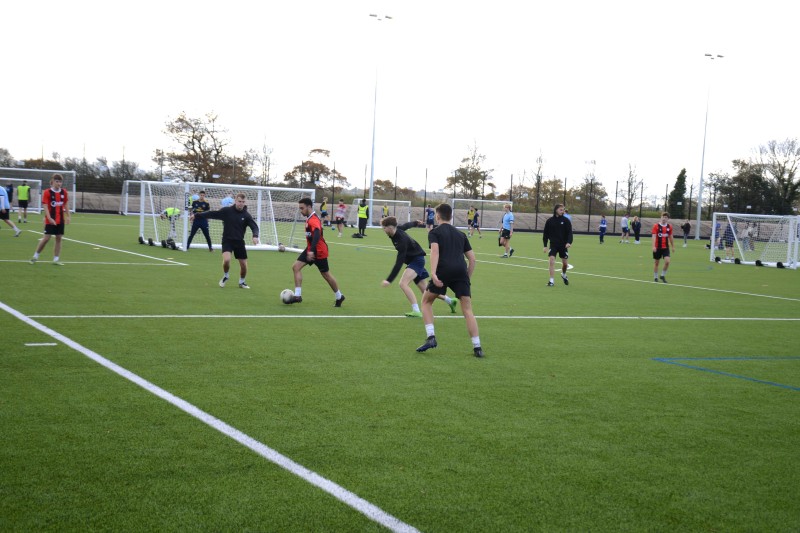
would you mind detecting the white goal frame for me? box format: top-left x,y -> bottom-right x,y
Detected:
450,198 -> 511,231
132,180 -> 315,252
710,212 -> 799,269
0,177 -> 44,214
0,168 -> 76,213
345,198 -> 411,227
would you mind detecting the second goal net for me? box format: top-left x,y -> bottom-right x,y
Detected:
710,212 -> 799,269
132,180 -> 315,252
0,177 -> 44,214
450,199 -> 510,231
345,199 -> 411,227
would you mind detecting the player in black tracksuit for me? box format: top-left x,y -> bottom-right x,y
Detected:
380,218 -> 456,317
542,203 -> 573,286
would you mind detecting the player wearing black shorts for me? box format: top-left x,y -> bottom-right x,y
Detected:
542,203 -> 573,286
416,203 -> 483,358
652,212 -> 674,283
194,193 -> 260,289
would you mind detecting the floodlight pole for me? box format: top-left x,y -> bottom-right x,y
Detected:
696,53 -> 724,239
367,13 -> 393,227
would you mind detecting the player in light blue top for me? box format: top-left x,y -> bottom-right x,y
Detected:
0,186 -> 22,237
499,203 -> 514,258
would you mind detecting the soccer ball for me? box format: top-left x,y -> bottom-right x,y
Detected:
191,194 -> 200,201
220,196 -> 234,207
280,289 -> 295,304
278,243 -> 286,252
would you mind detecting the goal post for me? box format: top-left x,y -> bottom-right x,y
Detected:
0,177 -> 44,214
133,180 -> 315,252
0,168 -> 76,212
450,198 -> 511,231
345,198 -> 411,227
710,212 -> 799,269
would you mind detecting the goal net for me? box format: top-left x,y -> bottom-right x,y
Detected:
450,199 -> 511,231
0,177 -> 44,214
710,212 -> 799,269
0,168 -> 76,212
134,181 -> 315,252
345,199 -> 411,227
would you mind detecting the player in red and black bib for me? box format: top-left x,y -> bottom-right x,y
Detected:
289,197 -> 346,306
651,212 -> 674,283
31,173 -> 71,265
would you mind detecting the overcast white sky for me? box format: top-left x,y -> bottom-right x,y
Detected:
3,0 -> 799,201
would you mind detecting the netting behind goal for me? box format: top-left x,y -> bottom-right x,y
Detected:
0,177 -> 43,214
450,199 -> 511,231
345,199 -> 411,227
0,168 -> 76,212
134,181 -> 314,252
710,212 -> 799,269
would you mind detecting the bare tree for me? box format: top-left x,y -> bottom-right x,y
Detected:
757,138 -> 800,214
447,142 -> 495,198
618,164 -> 643,213
0,148 -> 16,167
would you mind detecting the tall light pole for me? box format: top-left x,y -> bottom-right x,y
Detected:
695,53 -> 724,239
367,13 -> 393,227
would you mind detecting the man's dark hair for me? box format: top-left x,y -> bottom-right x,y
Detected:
553,203 -> 564,215
381,216 -> 398,228
435,203 -> 452,222
299,197 -> 313,207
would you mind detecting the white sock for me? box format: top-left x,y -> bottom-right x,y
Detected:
335,290 -> 342,299
33,252 -> 39,259
223,273 -> 229,279
411,304 -> 420,313
53,256 -> 59,262
239,278 -> 245,284
444,296 -> 452,304
425,324 -> 435,337
549,278 -> 554,283
471,336 -> 481,348
295,287 -> 302,296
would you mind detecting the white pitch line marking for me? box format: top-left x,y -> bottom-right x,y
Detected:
25,342 -> 58,346
20,231 -> 188,265
0,301 -> 418,533
27,314 -> 800,321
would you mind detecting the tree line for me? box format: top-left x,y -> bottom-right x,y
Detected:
2,111 -> 798,216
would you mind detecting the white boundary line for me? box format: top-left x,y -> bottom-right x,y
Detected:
0,300 -> 419,533
330,239 -> 800,303
20,230 -> 188,266
26,314 -> 800,321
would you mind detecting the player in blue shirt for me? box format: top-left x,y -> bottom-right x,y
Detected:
499,203 -> 514,257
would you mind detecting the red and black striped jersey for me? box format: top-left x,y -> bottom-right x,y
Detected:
42,188 -> 68,224
652,223 -> 673,249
